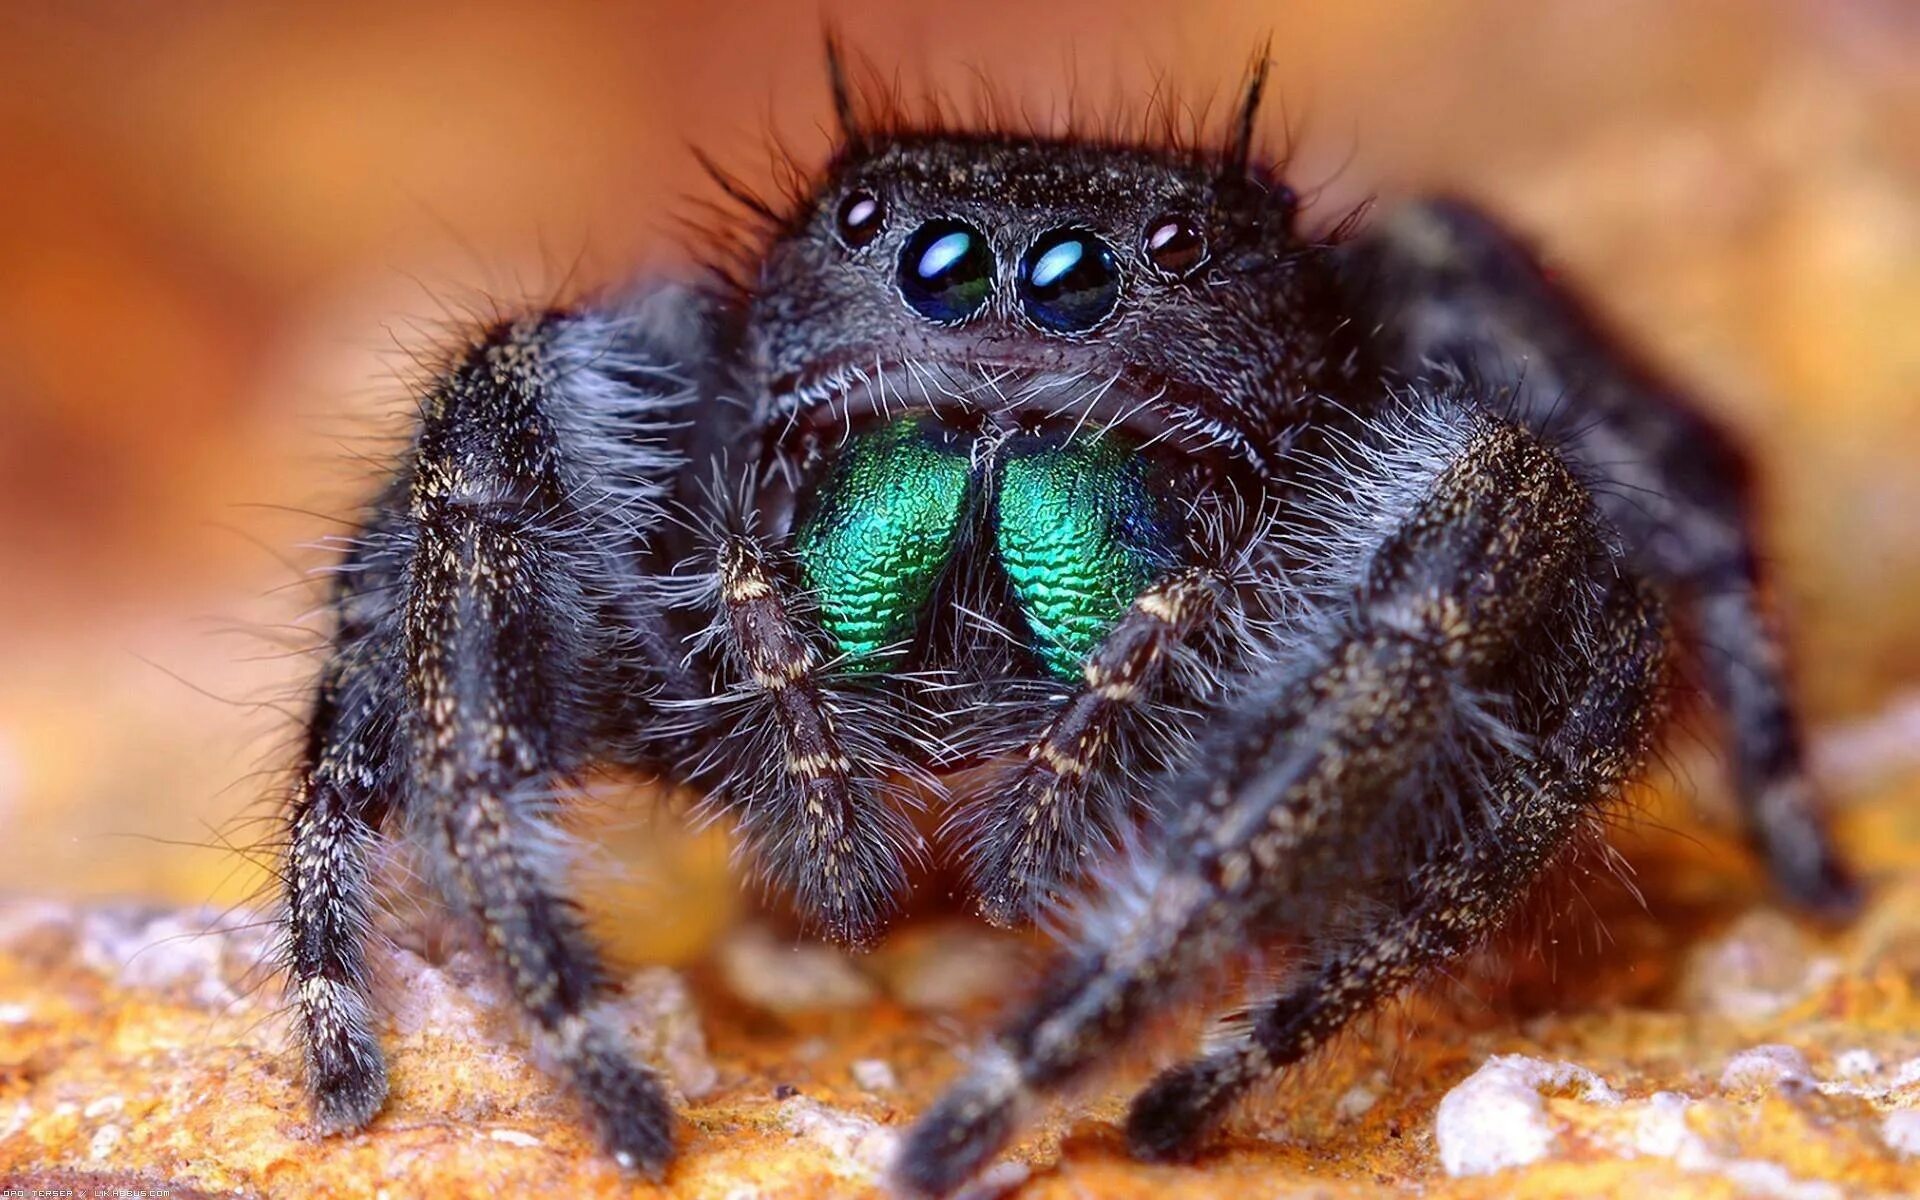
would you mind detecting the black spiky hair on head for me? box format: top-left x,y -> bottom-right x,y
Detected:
817,31 -> 1282,183
681,33 -> 1290,298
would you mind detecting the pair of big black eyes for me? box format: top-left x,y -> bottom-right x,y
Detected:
835,191 -> 1207,333
903,221 -> 1119,331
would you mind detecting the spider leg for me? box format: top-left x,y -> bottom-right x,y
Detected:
959,566 -> 1228,927
286,295 -> 701,1174
705,534 -> 917,946
1126,572 -> 1668,1159
894,400 -> 1647,1196
1342,200 -> 1855,914
286,520 -> 404,1131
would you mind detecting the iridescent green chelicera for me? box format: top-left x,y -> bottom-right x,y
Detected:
794,419 -> 974,668
994,434 -> 1179,679
795,420 -> 1178,679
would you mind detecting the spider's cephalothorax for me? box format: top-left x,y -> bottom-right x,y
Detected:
280,49 -> 1857,1194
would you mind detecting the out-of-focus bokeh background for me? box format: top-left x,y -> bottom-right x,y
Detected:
1,0 -> 1916,929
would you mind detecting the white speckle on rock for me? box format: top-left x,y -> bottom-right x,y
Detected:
1890,1057 -> 1920,1090
381,937 -> 716,1102
1680,911 -> 1831,1020
850,1058 -> 897,1092
721,925 -> 877,1013
1630,1091 -> 1713,1164
88,1123 -> 122,1161
82,1095 -> 124,1120
2,1101 -> 30,1141
69,904 -> 276,1010
94,909 -> 225,1003
779,1097 -> 898,1177
1614,1089 -> 1847,1197
1434,1055 -> 1618,1176
1882,1109 -> 1920,1159
1808,1050 -> 1920,1100
1718,1159 -> 1844,1200
1833,1048 -> 1881,1079
611,966 -> 717,1100
487,1128 -> 544,1148
1336,1081 -> 1379,1121
1774,1044 -> 1920,1098
1720,1045 -> 1813,1093
951,1160 -> 1031,1200
0,900 -> 286,1011
383,945 -> 508,1042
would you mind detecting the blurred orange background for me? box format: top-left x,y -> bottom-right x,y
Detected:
1,0 -> 1916,916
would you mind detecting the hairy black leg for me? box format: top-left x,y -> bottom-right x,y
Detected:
1343,200 -> 1855,913
893,405 -> 1618,1197
287,782 -> 388,1131
1126,574 -> 1669,1160
286,294 -> 700,1171
711,535 -> 913,947
286,604 -> 400,1131
398,311 -> 689,1173
960,567 -> 1226,927
284,484 -> 414,1133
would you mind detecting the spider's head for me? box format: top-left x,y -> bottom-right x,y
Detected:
739,54 -> 1351,478
720,54 -> 1355,682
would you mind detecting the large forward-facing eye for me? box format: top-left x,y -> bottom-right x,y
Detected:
1018,229 -> 1121,334
899,219 -> 994,323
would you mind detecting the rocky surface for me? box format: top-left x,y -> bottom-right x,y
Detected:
4,733 -> 1920,1200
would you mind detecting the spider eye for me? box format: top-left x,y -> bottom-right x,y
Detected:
898,219 -> 994,323
1018,229 -> 1120,334
835,190 -> 885,249
1143,213 -> 1207,278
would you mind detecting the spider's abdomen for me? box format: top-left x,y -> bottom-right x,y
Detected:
792,417 -> 1182,680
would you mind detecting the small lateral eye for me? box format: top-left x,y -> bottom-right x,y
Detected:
835,190 -> 885,249
1143,212 -> 1207,278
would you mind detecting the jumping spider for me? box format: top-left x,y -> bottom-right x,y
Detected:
282,50 -> 1856,1196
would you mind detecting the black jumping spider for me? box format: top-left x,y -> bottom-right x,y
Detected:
280,48 -> 1856,1195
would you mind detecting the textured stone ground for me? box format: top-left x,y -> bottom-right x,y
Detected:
4,725 -> 1920,1198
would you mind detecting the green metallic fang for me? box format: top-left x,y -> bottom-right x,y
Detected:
994,435 -> 1178,679
794,420 -> 974,669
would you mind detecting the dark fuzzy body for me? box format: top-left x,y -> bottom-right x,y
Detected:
277,56 -> 1855,1195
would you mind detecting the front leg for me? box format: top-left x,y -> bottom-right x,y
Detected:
1127,571 -> 1669,1159
285,548 -> 403,1134
955,566 -> 1227,927
703,534 -> 921,946
894,400 -> 1641,1196
1342,200 -> 1856,913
